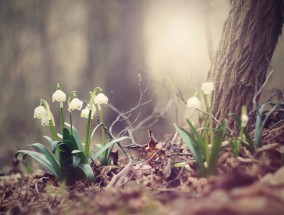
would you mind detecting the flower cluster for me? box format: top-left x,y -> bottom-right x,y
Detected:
186,81 -> 214,111
17,83 -> 130,186
34,84 -> 108,125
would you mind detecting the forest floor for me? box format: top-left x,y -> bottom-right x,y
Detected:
1,126 -> 284,215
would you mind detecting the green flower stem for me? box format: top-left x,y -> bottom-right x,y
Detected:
203,95 -> 210,163
208,95 -> 214,152
60,102 -> 65,129
98,106 -> 107,162
84,110 -> 92,156
69,112 -> 73,135
49,120 -> 58,141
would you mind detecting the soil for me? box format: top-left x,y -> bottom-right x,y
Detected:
1,126 -> 284,215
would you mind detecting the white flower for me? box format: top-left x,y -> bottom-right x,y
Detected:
34,106 -> 47,119
201,82 -> 214,95
41,115 -> 49,126
87,103 -> 96,112
187,96 -> 201,110
241,114 -> 249,127
68,98 -> 83,112
80,106 -> 95,119
94,93 -> 108,105
52,90 -> 66,102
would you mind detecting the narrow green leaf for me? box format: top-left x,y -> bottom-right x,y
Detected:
76,163 -> 94,184
70,134 -> 82,151
174,124 -> 206,177
27,143 -> 63,179
231,113 -> 241,126
254,104 -> 265,148
15,150 -> 61,180
72,150 -> 87,163
43,136 -> 54,147
51,141 -> 61,153
93,144 -> 105,162
62,127 -> 71,143
231,113 -> 255,153
208,120 -> 227,176
91,136 -> 130,162
242,128 -> 255,153
186,119 -> 207,159
65,123 -> 83,151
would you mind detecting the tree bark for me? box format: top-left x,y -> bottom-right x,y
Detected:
208,0 -> 284,122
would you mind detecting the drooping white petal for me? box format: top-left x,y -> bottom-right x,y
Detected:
41,115 -> 49,126
34,106 -> 47,119
94,93 -> 108,105
187,96 -> 201,110
52,90 -> 67,102
68,98 -> 83,111
87,103 -> 96,113
201,82 -> 214,95
80,106 -> 95,119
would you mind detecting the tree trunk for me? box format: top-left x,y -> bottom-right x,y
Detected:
208,0 -> 284,123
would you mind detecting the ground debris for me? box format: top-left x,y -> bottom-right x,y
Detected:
1,135 -> 284,214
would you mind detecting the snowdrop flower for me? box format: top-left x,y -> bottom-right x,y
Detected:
52,90 -> 66,103
41,115 -> 49,126
80,106 -> 95,119
241,114 -> 249,127
201,82 -> 214,95
94,93 -> 108,105
94,93 -> 108,110
187,96 -> 201,110
34,106 -> 47,119
68,98 -> 83,112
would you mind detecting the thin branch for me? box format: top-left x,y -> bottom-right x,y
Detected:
252,68 -> 274,110
105,159 -> 133,190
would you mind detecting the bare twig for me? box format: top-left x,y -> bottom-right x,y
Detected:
105,159 -> 133,190
252,68 -> 274,111
107,74 -> 172,145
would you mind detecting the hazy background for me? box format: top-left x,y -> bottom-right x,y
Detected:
0,0 -> 283,165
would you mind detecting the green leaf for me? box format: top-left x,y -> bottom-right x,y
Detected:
93,144 -> 104,163
65,163 -> 94,186
70,134 -> 83,151
174,124 -> 206,177
43,136 -> 54,147
231,138 -> 239,157
232,113 -> 255,153
254,102 -> 278,148
242,128 -> 255,153
27,143 -> 63,179
15,150 -> 62,180
231,113 -> 241,126
62,127 -> 71,143
91,136 -> 130,162
76,162 -> 94,183
72,150 -> 87,163
65,123 -> 83,151
208,120 -> 227,176
186,119 -> 207,160
51,141 -> 61,153
254,104 -> 265,148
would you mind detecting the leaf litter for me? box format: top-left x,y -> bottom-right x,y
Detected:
1,127 -> 284,215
